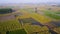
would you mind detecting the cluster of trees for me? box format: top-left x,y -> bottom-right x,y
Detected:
0,8 -> 13,14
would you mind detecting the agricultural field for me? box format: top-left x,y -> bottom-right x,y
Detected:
0,18 -> 23,34
43,10 -> 60,19
0,4 -> 60,34
18,5 -> 60,34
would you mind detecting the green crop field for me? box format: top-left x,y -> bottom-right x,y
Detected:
8,29 -> 27,34
43,10 -> 60,20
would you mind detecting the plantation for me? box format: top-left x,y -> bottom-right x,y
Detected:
54,27 -> 60,34
24,24 -> 51,34
0,19 -> 22,34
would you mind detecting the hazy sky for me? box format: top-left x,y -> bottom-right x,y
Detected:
0,0 -> 60,4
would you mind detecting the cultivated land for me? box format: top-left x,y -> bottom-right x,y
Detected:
0,4 -> 60,34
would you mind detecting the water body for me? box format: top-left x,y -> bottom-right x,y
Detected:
51,21 -> 60,27
18,18 -> 44,26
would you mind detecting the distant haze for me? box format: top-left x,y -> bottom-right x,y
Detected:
0,0 -> 60,4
